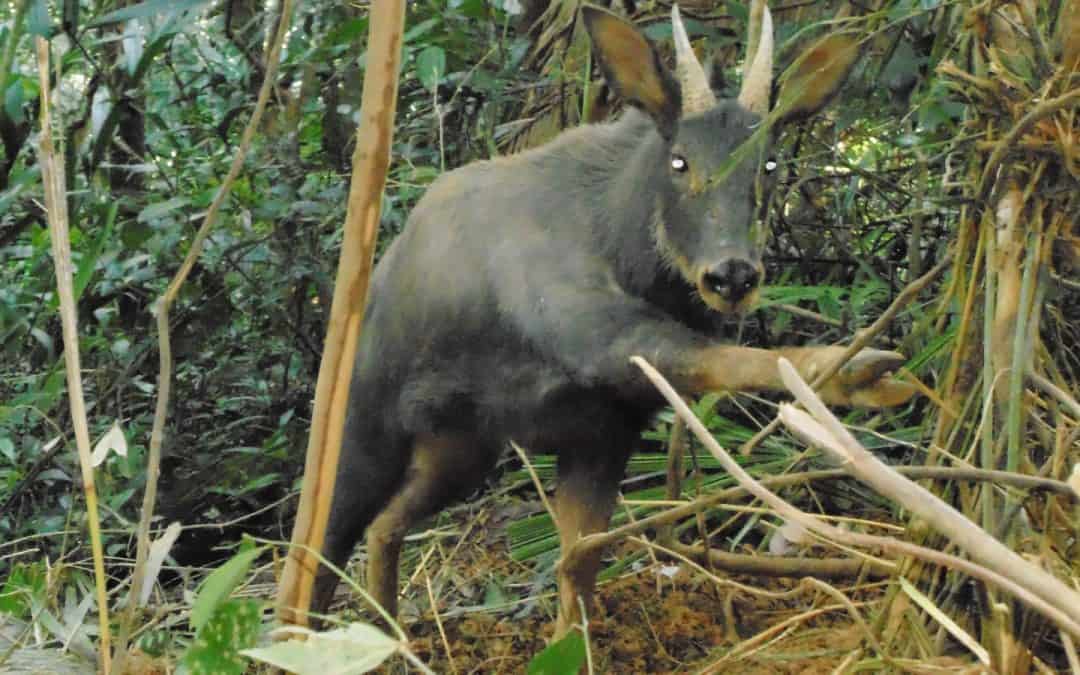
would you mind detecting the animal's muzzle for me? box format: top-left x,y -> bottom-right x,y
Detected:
702,259 -> 760,304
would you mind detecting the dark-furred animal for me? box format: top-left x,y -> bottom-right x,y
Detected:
311,2 -> 915,638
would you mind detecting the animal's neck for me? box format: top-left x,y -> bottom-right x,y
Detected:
595,113 -> 669,296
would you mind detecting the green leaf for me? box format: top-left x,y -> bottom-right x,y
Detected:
403,18 -> 439,44
183,599 -> 264,675
325,18 -> 368,47
483,580 -> 509,608
137,197 -> 190,225
4,81 -> 25,124
0,563 -> 47,618
242,623 -> 401,674
416,46 -> 446,92
89,0 -> 212,27
189,542 -> 262,632
527,629 -> 586,675
27,0 -> 52,37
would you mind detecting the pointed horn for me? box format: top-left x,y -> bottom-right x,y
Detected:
741,0 -> 763,82
672,4 -> 717,116
738,2 -> 773,115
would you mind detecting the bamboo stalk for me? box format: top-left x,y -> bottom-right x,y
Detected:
277,1 -> 407,626
34,36 -> 111,675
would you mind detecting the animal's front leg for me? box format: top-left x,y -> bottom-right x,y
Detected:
776,346 -> 916,408
685,344 -> 915,408
552,447 -> 631,639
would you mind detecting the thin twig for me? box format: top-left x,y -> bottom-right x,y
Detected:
423,568 -> 458,675
116,2 -> 295,667
775,302 -> 843,327
510,441 -> 560,530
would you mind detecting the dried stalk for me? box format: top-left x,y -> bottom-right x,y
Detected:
278,0 -> 406,625
975,88 -> 1080,203
569,464 -> 1072,562
34,36 -> 111,675
774,358 -> 1080,636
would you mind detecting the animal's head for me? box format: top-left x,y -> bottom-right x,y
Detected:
582,2 -> 860,314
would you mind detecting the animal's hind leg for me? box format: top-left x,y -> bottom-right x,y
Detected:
553,445 -> 632,638
366,433 -> 495,618
310,428 -> 409,623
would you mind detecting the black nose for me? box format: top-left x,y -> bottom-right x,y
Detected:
702,259 -> 760,303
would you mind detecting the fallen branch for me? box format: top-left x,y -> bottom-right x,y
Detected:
664,540 -> 892,579
630,355 -> 1080,640
570,465 -> 1072,561
775,356 -> 1080,633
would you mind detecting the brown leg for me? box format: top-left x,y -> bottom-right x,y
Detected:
552,448 -> 630,638
365,433 -> 494,617
685,344 -> 915,408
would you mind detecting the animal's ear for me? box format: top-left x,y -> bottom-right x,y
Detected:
581,5 -> 681,139
775,32 -> 862,122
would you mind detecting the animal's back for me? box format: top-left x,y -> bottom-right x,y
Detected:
351,113 -> 655,444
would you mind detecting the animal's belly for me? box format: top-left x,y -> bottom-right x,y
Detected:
392,353 -> 653,453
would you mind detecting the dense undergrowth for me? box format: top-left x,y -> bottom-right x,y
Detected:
1,0 -> 1078,672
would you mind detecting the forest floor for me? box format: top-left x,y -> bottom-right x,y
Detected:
325,491 -> 982,674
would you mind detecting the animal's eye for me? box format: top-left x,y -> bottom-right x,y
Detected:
764,158 -> 778,173
670,154 -> 688,173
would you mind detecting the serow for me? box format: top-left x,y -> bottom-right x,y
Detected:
311,3 -> 916,639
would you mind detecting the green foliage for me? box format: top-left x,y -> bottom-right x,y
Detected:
0,562 -> 47,619
182,598 -> 263,675
7,0 -> 1073,670
189,541 -> 263,632
527,629 -> 587,675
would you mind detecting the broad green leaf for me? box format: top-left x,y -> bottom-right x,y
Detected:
0,437 -> 15,463
183,599 -> 264,675
4,81 -> 24,124
483,580 -> 509,608
527,629 -> 586,675
242,623 -> 401,674
0,563 -> 47,618
27,0 -> 52,37
416,46 -> 446,92
403,18 -> 439,43
137,196 -> 190,224
189,542 -> 262,632
325,18 -> 367,47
